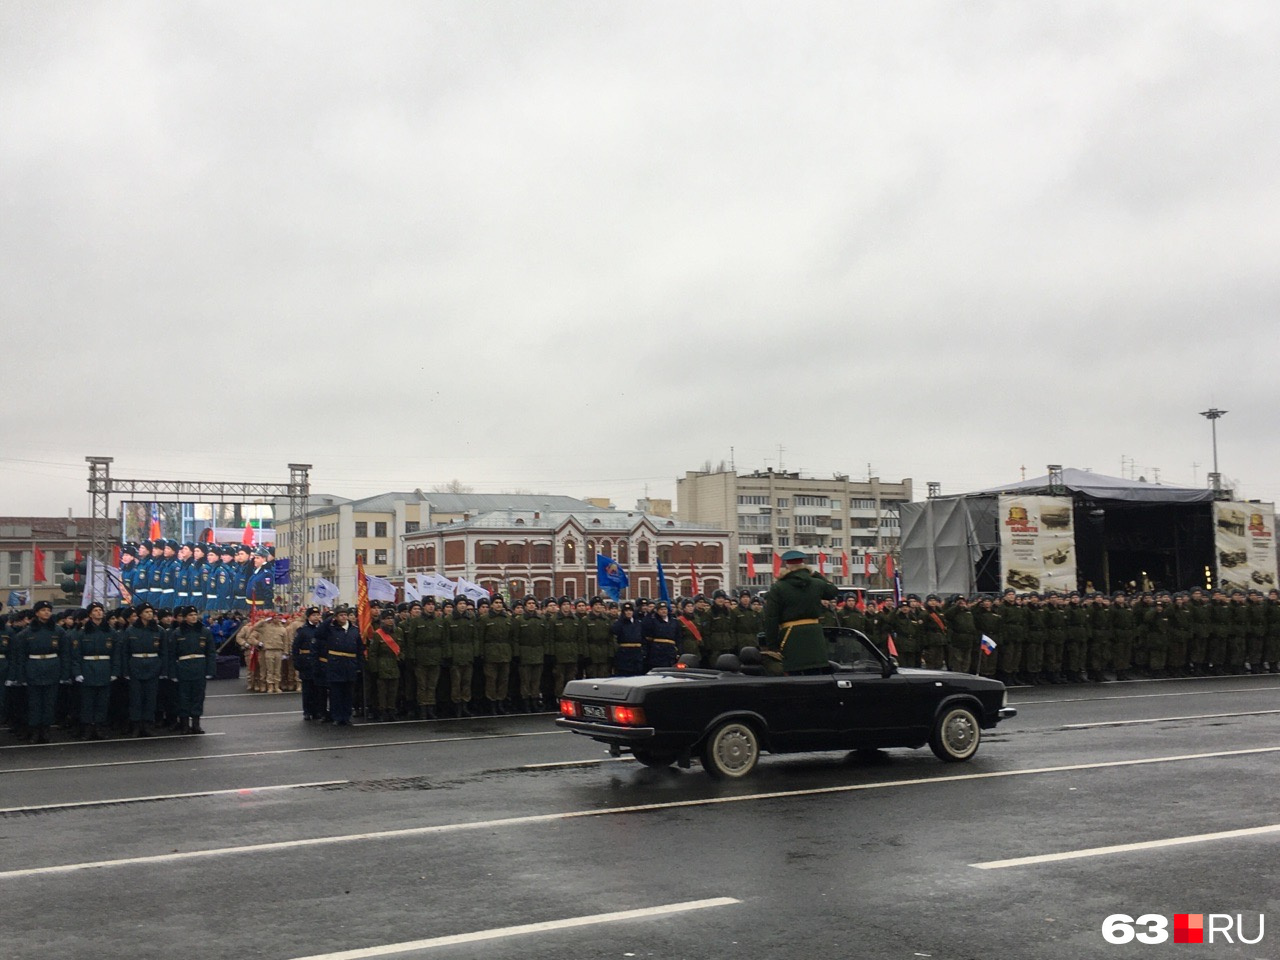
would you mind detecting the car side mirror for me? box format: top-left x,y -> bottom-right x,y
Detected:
882,659 -> 896,679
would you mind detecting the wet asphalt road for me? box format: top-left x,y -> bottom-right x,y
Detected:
1,674 -> 1278,960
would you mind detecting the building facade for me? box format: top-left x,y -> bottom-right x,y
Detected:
403,509 -> 730,601
0,516 -> 118,606
676,468 -> 914,590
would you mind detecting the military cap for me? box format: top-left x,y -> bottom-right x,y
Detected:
86,601 -> 105,612
655,599 -> 669,609
780,549 -> 806,563
738,589 -> 752,598
621,601 -> 635,611
590,596 -> 604,605
378,608 -> 395,621
121,544 -> 138,558
558,596 -> 571,604
136,602 -> 154,613
182,541 -> 195,550
32,600 -> 53,613
712,589 -> 729,599
543,598 -> 558,608
254,547 -> 271,557
164,539 -> 178,549
305,606 -> 320,616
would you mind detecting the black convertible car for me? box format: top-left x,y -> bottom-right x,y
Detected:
557,628 -> 1016,778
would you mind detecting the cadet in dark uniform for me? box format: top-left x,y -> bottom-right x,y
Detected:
292,607 -> 324,720
704,591 -> 735,665
121,603 -> 165,736
246,548 -> 275,612
212,545 -> 238,612
13,600 -> 69,743
610,601 -> 645,676
763,550 -> 839,675
72,601 -> 117,740
168,606 -> 216,733
366,608 -> 403,721
642,599 -> 680,669
323,605 -> 362,725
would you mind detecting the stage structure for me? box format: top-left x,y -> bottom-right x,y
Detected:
85,457 -> 311,604
900,467 -> 1274,596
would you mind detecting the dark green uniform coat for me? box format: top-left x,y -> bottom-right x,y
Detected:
763,566 -> 839,673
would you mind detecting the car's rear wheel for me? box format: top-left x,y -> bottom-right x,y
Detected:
701,720 -> 760,779
631,748 -> 677,768
929,704 -> 980,762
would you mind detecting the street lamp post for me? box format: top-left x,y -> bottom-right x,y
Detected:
1199,408 -> 1227,493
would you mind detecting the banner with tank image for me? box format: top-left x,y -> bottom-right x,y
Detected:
998,495 -> 1076,593
1214,501 -> 1277,591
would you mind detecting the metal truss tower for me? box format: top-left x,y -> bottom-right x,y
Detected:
85,457 -> 311,604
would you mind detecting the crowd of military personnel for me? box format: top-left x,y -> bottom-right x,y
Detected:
1,600 -> 219,743
7,582 -> 1280,742
117,539 -> 277,611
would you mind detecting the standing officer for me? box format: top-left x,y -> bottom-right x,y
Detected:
175,542 -> 195,610
762,549 -> 839,675
479,596 -> 515,714
246,548 -> 275,613
550,597 -> 583,701
642,599 -> 680,670
704,591 -> 735,665
945,595 -> 977,673
72,601 -> 117,740
731,590 -> 762,658
156,539 -> 179,608
132,540 -> 155,606
189,543 -> 208,612
168,606 -> 216,733
119,545 -> 140,603
212,545 -> 238,612
515,597 -> 549,712
13,600 -> 69,743
920,595 -> 949,669
407,597 -> 448,720
292,606 -> 324,721
610,601 -> 646,676
231,544 -> 252,611
322,605 -> 362,725
448,597 -> 478,717
366,608 -> 404,721
121,603 -> 165,737
583,597 -> 614,678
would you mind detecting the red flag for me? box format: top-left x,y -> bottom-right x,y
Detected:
202,527 -> 216,543
855,589 -> 866,613
148,503 -> 162,540
356,554 -> 372,640
818,552 -> 826,575
746,553 -> 756,579
886,634 -> 899,659
841,552 -> 849,580
690,561 -> 699,597
884,555 -> 895,580
33,547 -> 45,583
863,553 -> 872,578
241,521 -> 255,546
772,552 -> 782,578
112,543 -> 122,568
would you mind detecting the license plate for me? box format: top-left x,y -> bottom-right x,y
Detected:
581,703 -> 607,719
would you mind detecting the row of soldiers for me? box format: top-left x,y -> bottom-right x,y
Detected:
118,539 -> 276,611
1,601 -> 218,742
843,587 -> 1280,683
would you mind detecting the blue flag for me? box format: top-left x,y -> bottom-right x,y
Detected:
7,589 -> 30,608
273,558 -> 291,585
655,558 -> 670,604
596,555 -> 629,601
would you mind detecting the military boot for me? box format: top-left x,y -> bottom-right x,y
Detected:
33,727 -> 50,744
190,719 -> 205,734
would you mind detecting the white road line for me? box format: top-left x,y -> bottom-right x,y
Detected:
287,898 -> 742,960
0,733 -> 227,751
972,823 -> 1280,870
0,730 -> 568,775
1012,684 -> 1280,706
521,757 -> 633,770
1065,709 -> 1280,729
0,780 -> 349,815
4,745 -> 1279,880
205,712 -> 558,722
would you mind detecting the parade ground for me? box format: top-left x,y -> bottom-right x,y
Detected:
2,674 -> 1277,960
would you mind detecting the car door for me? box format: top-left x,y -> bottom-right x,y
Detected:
754,674 -> 845,751
832,667 -> 941,748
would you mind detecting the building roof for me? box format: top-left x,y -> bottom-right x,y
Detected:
0,517 -> 117,540
305,490 -> 599,519
408,509 -> 727,536
971,468 -> 1216,505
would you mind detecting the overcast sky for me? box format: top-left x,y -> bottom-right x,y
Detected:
3,1 -> 1277,518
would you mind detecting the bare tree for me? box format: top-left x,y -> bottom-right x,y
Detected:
431,479 -> 474,494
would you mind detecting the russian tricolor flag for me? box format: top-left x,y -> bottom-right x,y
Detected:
980,634 -> 997,656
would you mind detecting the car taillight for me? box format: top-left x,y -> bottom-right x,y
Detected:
559,699 -> 579,718
610,705 -> 646,726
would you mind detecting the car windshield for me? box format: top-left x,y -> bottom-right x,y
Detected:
825,628 -> 886,669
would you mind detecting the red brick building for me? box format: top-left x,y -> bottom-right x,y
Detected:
403,509 -> 730,600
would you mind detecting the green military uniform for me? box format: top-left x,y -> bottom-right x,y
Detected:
704,600 -> 736,665
480,606 -> 515,712
1246,594 -> 1267,671
1110,596 -> 1137,679
762,555 -> 838,674
583,608 -> 614,677
366,615 -> 404,720
731,597 -> 763,654
1263,594 -> 1280,672
447,609 -> 478,715
406,608 -> 448,718
1144,597 -> 1172,675
1087,598 -> 1113,679
550,611 -> 584,699
896,602 -> 923,668
1064,597 -> 1090,681
972,599 -> 1001,678
676,604 -> 703,658
944,599 -> 977,674
516,607 -> 551,710
920,598 -> 948,670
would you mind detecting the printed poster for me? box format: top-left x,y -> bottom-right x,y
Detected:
1214,502 -> 1277,592
998,495 -> 1077,593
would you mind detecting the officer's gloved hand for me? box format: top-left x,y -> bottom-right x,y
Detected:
3,680 -> 13,687
75,675 -> 84,683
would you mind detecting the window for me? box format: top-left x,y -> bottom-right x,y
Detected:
375,522 -> 387,538
355,549 -> 368,563
532,543 -> 551,564
777,536 -> 790,547
354,522 -> 368,538
616,541 -> 628,563
8,552 -> 21,587
404,521 -> 419,534
738,515 -> 770,530
425,545 -> 436,567
564,539 -> 576,565
775,516 -> 790,529
737,495 -> 769,505
831,538 -> 843,548
508,544 -> 526,564
637,541 -> 649,565
829,499 -> 841,509
479,544 -> 497,564
776,498 -> 789,508
586,540 -> 596,564
851,499 -> 875,510
374,549 -> 388,565
658,545 -> 672,564
830,518 -> 843,529
795,515 -> 826,527
794,496 -> 829,508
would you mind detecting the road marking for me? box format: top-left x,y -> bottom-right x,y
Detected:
1064,709 -> 1280,729
972,823 -> 1280,870
205,711 -> 558,722
287,898 -> 741,960
0,730 -> 568,775
4,745 -> 1278,880
1013,684 -> 1280,706
0,780 -> 348,815
521,757 -> 633,769
0,733 -> 227,751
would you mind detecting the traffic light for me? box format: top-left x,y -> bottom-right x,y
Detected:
60,559 -> 86,595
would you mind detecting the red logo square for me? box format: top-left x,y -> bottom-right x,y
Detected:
1174,914 -> 1204,944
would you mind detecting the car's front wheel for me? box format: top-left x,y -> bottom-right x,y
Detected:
929,704 -> 980,762
701,719 -> 760,779
631,748 -> 677,768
